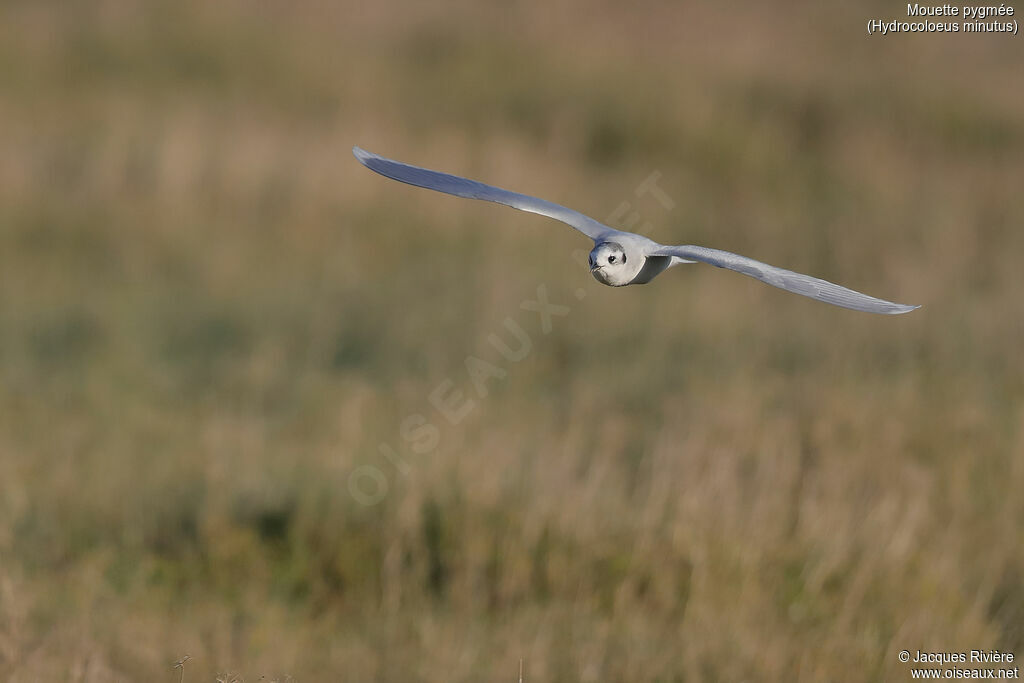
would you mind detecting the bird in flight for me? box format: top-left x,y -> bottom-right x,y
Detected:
353,147 -> 919,315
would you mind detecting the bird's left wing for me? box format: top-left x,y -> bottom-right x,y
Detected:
652,244 -> 919,315
353,147 -> 617,241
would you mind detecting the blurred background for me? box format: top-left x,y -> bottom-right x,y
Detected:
1,0 -> 1022,680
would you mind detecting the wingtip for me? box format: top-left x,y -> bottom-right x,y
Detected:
352,145 -> 373,164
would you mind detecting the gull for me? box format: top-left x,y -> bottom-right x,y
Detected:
353,146 -> 919,314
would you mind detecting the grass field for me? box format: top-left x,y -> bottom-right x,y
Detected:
1,1 -> 1023,680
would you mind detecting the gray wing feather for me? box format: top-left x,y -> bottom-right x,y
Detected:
655,245 -> 919,315
353,147 -> 614,241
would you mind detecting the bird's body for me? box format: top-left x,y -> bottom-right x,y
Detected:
353,146 -> 919,315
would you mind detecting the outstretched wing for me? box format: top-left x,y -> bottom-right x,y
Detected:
653,245 -> 919,315
353,147 -> 616,241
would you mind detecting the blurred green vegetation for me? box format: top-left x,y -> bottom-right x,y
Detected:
1,1 -> 1023,681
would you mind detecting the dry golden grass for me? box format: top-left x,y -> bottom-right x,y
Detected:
1,1 -> 1022,680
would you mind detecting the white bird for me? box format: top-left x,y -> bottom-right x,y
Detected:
353,146 -> 919,315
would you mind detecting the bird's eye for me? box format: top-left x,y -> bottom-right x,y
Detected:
609,255 -> 617,264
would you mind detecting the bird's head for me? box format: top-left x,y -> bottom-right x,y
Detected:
588,242 -> 631,286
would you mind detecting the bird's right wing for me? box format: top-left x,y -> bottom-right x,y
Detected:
353,147 -> 617,242
652,245 -> 920,315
